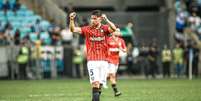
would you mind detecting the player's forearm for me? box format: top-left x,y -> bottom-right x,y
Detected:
112,30 -> 121,36
69,19 -> 75,32
105,19 -> 117,32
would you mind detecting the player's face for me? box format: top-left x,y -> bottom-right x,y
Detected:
90,15 -> 102,26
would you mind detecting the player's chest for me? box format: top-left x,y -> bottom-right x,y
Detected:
87,28 -> 105,36
87,29 -> 106,42
108,38 -> 120,47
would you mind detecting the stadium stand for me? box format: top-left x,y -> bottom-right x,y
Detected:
0,0 -> 50,43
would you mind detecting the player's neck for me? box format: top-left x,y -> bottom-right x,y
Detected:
91,23 -> 102,29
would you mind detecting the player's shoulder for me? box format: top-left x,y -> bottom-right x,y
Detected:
81,26 -> 91,33
81,25 -> 90,29
101,24 -> 109,28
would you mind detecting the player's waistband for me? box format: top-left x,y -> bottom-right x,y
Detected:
87,59 -> 108,62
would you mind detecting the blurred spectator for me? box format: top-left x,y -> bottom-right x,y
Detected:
121,21 -> 134,37
17,41 -> 29,80
4,28 -> 14,45
3,0 -> 10,11
198,0 -> 201,16
139,43 -> 149,77
192,44 -> 199,78
184,42 -> 191,77
60,27 -> 73,45
51,26 -> 61,45
14,29 -> 21,45
0,22 -> 13,45
197,26 -> 201,40
73,46 -> 83,78
4,21 -> 12,30
13,0 -> 21,11
126,43 -> 134,75
29,32 -> 39,45
173,43 -> 184,78
175,0 -> 187,13
31,39 -> 42,79
40,31 -> 51,45
147,43 -> 159,78
185,41 -> 199,78
188,0 -> 199,15
188,12 -> 201,31
161,45 -> 172,78
176,12 -> 187,33
0,31 -> 6,45
33,19 -> 42,33
55,47 -> 64,76
0,21 -> 4,32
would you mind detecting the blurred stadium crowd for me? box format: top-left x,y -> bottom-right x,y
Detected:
0,0 -> 72,79
175,0 -> 201,40
0,0 -> 62,46
0,0 -> 200,80
173,0 -> 201,78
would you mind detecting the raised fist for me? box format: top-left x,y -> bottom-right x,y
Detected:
101,14 -> 108,21
69,12 -> 76,20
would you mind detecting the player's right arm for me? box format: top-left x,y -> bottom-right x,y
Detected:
69,12 -> 82,34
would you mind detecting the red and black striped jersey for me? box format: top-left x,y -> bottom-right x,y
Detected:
81,25 -> 110,61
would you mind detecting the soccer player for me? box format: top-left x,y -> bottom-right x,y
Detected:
69,10 -> 120,101
106,29 -> 127,96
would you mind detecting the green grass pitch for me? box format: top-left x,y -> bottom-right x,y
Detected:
0,79 -> 201,101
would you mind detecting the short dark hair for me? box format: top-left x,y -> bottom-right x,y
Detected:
91,10 -> 102,17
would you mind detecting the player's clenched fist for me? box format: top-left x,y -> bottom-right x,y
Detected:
69,12 -> 76,20
102,14 -> 108,21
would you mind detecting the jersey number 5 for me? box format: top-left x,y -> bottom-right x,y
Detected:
90,69 -> 94,76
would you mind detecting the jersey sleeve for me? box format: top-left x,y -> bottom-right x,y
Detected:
81,26 -> 88,37
101,25 -> 110,35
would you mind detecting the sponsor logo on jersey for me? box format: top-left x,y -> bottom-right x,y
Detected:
90,37 -> 105,42
109,48 -> 119,52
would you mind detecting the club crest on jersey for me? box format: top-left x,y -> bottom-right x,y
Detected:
90,37 -> 105,41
